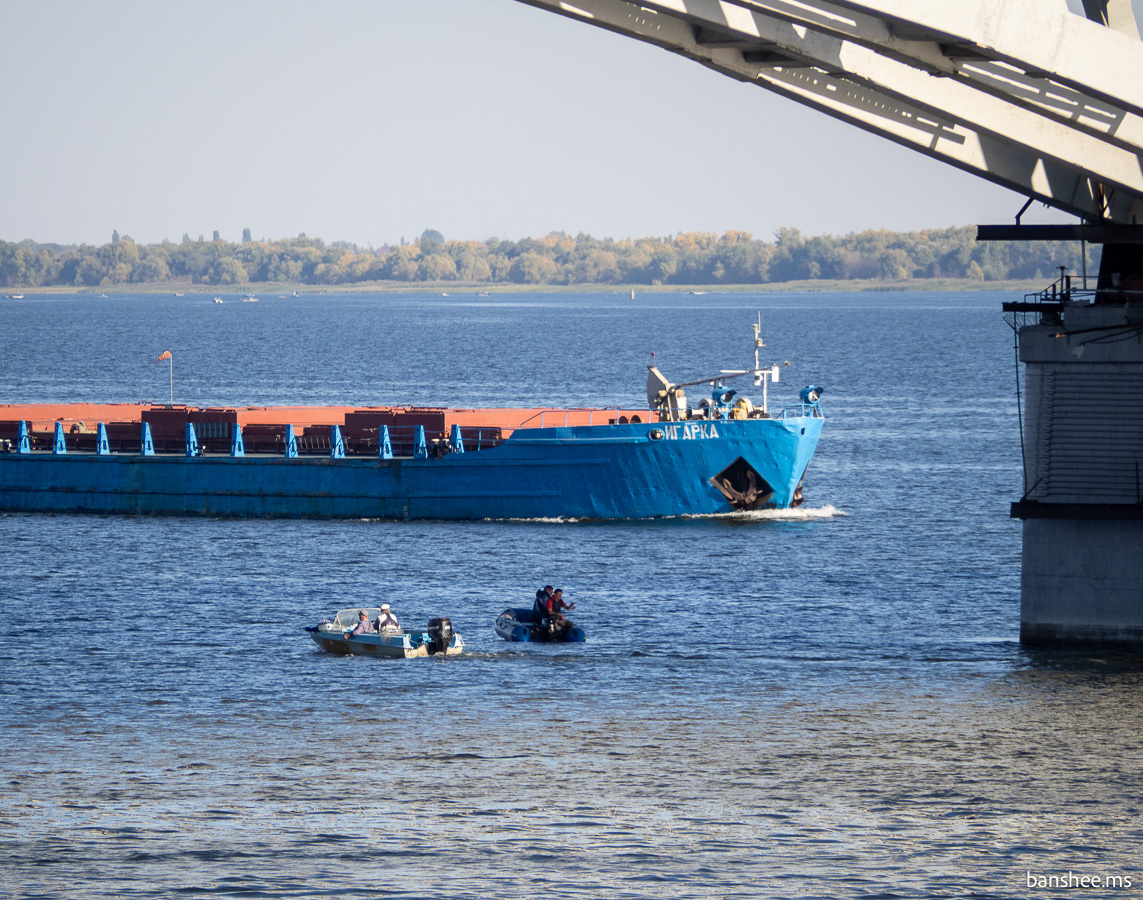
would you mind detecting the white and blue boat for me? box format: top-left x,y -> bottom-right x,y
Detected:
306,608 -> 463,658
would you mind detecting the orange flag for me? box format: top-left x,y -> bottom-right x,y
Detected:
157,351 -> 172,361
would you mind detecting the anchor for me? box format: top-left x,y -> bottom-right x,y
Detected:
718,470 -> 761,510
711,464 -> 774,511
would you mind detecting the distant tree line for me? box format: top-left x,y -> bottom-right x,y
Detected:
0,226 -> 1092,289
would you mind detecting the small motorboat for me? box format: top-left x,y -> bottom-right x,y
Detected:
306,607 -> 464,658
494,607 -> 585,643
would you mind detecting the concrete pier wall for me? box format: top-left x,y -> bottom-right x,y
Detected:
1021,518 -> 1143,646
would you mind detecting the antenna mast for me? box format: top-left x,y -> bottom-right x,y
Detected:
753,313 -> 770,415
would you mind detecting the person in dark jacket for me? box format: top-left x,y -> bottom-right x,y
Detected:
533,585 -> 554,622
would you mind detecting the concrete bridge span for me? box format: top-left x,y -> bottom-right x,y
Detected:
519,0 -> 1143,647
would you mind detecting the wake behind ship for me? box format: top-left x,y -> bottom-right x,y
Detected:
0,337 -> 823,521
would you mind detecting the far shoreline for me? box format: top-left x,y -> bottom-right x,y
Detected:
5,277 -> 1049,296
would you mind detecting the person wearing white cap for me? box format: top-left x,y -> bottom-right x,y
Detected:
375,603 -> 400,633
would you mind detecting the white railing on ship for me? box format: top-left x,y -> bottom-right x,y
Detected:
518,409 -> 653,428
771,402 -> 823,419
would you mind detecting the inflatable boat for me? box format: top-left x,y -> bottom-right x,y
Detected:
494,607 -> 586,643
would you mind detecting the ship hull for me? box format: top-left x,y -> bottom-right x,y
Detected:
0,417 -> 822,520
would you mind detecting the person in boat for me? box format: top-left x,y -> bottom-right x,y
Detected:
548,588 -> 576,634
375,603 -> 400,633
533,585 -> 554,622
550,588 -> 575,616
346,610 -> 374,638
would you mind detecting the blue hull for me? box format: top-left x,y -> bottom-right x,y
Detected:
0,416 -> 822,520
306,628 -> 465,658
495,608 -> 586,642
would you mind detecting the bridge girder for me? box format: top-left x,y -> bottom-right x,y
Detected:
518,0 -> 1143,223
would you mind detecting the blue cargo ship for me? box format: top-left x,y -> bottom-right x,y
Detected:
0,333 -> 823,520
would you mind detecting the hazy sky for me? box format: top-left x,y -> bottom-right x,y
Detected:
1,0 -> 1136,247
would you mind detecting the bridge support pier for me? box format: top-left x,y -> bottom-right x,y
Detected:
1010,239 -> 1143,648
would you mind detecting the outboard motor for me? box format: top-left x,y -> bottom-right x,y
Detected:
426,617 -> 454,655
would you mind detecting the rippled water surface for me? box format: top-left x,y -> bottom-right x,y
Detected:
1,291 -> 1140,898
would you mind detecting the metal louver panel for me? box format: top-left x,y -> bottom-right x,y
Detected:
1036,367 -> 1143,503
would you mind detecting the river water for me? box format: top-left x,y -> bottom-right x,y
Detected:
1,290 -> 1140,899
